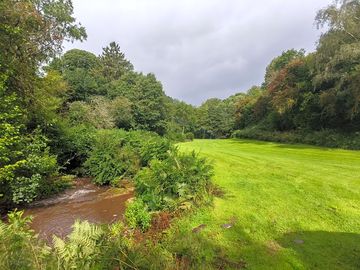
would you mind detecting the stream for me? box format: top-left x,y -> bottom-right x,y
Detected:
23,178 -> 133,241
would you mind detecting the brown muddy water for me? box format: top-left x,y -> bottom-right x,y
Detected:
23,178 -> 133,241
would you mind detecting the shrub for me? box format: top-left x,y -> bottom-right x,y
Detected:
185,132 -> 195,141
135,149 -> 213,211
85,129 -> 171,185
84,130 -> 139,185
232,128 -> 360,150
125,199 -> 152,231
59,124 -> 97,172
124,130 -> 172,166
1,129 -> 59,205
10,174 -> 41,204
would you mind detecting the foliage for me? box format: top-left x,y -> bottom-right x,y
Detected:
49,123 -> 97,174
165,98 -> 197,138
68,96 -> 115,129
232,1 -> 360,139
232,127 -> 360,150
0,211 -> 170,269
85,129 -> 172,185
28,71 -> 68,130
0,0 -> 86,207
0,125 -> 58,205
195,98 -> 237,139
125,199 -> 152,231
49,44 -> 168,135
49,49 -> 101,102
0,0 -> 86,104
185,132 -> 195,141
263,49 -> 305,87
99,41 -> 134,81
84,130 -> 139,185
0,78 -> 25,205
110,96 -> 134,129
53,220 -> 109,269
135,149 -> 213,211
0,210 -> 51,269
37,174 -> 74,199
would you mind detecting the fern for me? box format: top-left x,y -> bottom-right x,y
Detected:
53,220 -> 106,269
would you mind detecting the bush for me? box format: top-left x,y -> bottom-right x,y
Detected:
85,129 -> 172,185
58,124 -> 97,172
1,129 -> 59,206
232,127 -> 360,150
125,199 -> 152,231
10,174 -> 42,204
123,130 -> 172,165
135,149 -> 213,211
84,130 -> 139,185
185,132 -> 195,141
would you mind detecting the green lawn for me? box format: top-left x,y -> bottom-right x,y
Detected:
165,139 -> 360,270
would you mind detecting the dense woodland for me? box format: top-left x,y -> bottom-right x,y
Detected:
0,0 -> 359,269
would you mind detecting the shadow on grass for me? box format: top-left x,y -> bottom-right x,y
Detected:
229,138 -> 271,146
159,221 -> 360,270
159,227 -> 248,270
274,143 -> 332,151
277,231 -> 360,270
230,138 -> 333,151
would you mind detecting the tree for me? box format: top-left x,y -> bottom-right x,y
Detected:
99,42 -> 134,81
68,97 -> 115,129
28,71 -> 68,130
314,0 -> 360,129
263,49 -> 305,88
0,0 -> 86,206
235,87 -> 263,129
196,98 -> 236,138
49,49 -> 100,101
108,72 -> 167,134
110,97 -> 134,129
131,73 -> 167,134
0,0 -> 86,102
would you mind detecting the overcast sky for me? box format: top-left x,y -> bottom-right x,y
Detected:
65,0 -> 332,105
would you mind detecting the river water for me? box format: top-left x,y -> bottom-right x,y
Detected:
24,178 -> 133,241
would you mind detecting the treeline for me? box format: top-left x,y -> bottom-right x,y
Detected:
43,44 -> 237,140
232,1 -> 360,148
175,0 -> 360,146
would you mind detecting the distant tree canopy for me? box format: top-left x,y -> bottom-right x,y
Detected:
99,41 -> 134,81
47,43 -> 167,134
234,0 -> 360,133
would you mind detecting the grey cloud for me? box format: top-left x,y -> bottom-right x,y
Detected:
65,0 -> 332,105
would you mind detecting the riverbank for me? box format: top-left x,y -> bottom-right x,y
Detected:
23,178 -> 134,241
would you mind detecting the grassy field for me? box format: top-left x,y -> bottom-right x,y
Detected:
163,139 -> 360,270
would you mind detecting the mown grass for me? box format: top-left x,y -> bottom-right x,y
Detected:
163,139 -> 360,270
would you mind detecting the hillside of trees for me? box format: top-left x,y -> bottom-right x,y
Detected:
0,0 -> 359,268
